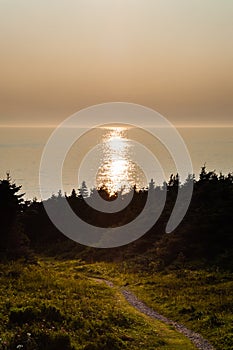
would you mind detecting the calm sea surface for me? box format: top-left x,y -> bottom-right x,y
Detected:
0,126 -> 232,200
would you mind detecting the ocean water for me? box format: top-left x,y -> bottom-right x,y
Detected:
0,126 -> 232,200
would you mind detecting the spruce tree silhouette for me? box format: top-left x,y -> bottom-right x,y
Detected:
78,181 -> 89,199
0,174 -> 32,261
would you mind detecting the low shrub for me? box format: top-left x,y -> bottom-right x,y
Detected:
9,307 -> 38,325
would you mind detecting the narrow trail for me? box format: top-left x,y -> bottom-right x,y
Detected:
92,278 -> 215,350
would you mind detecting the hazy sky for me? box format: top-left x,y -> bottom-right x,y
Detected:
0,0 -> 233,126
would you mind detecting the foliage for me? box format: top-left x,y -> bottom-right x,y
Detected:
0,174 -> 33,262
22,167 -> 233,272
0,168 -> 232,349
127,269 -> 233,350
0,259 -> 195,350
71,261 -> 233,350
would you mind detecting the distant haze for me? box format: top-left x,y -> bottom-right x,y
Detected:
0,0 -> 233,126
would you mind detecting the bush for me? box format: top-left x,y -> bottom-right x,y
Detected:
9,304 -> 64,326
9,306 -> 38,325
40,304 -> 64,323
84,334 -> 125,350
35,332 -> 74,350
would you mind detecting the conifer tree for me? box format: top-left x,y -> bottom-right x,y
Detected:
0,174 -> 32,261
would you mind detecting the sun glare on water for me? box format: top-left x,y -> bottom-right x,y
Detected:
96,127 -> 145,195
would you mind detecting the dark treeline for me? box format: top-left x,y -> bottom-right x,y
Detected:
0,166 -> 233,270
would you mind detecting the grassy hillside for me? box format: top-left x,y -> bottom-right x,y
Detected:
72,261 -> 233,350
0,259 -> 196,350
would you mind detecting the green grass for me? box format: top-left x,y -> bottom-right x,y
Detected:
1,258 -> 231,350
130,270 -> 233,350
0,259 -> 196,350
132,274 -> 232,350
82,262 -> 232,350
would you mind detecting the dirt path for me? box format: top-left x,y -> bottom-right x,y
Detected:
93,278 -> 215,350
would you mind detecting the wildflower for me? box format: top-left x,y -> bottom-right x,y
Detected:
16,345 -> 24,349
